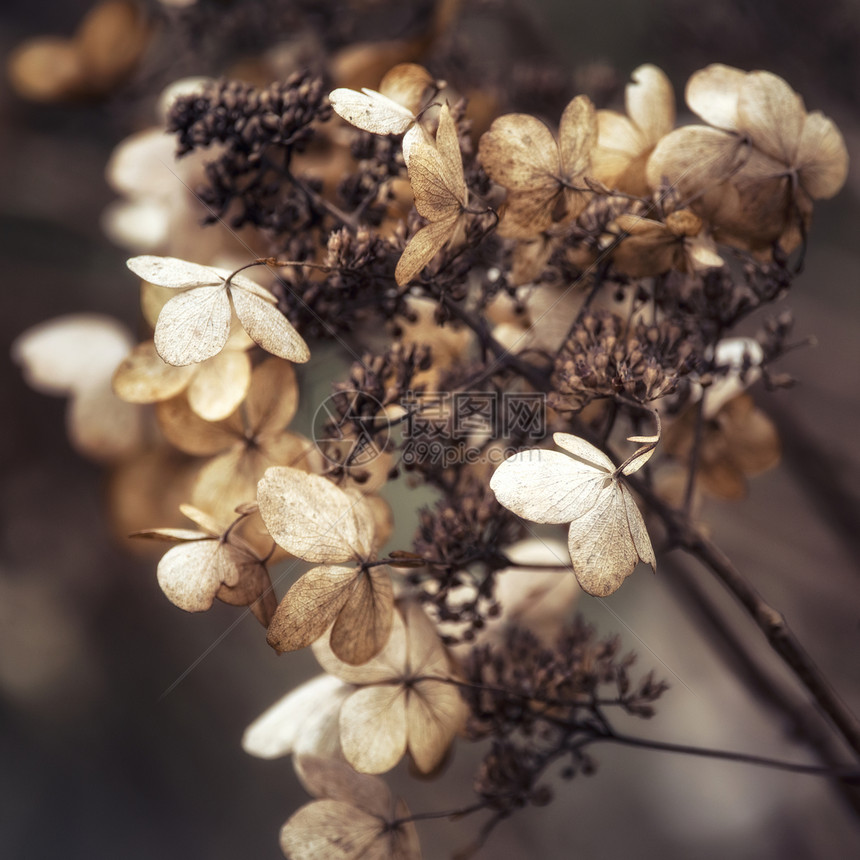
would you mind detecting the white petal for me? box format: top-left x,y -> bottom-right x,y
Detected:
242,674 -> 350,760
154,285 -> 232,366
12,314 -> 133,395
490,448 -> 606,524
329,87 -> 415,135
127,255 -> 223,289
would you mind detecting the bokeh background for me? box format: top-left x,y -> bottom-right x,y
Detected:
2,1 -> 859,858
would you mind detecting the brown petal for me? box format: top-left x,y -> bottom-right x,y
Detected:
266,565 -> 358,654
329,566 -> 394,666
379,63 -> 434,115
558,94 -> 597,179
478,113 -> 559,190
394,216 -> 459,286
156,394 -> 238,455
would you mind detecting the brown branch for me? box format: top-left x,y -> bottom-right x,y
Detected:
635,480 -> 860,759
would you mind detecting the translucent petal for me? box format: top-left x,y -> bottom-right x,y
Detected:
230,287 -> 310,363
490,448 -> 606,524
478,113 -> 559,190
686,63 -> 744,129
266,565 -> 357,654
242,674 -> 350,760
340,684 -> 408,774
154,285 -> 232,366
127,255 -> 223,289
329,87 -> 415,135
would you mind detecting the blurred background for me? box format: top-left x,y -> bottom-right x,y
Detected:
1,1 -> 859,858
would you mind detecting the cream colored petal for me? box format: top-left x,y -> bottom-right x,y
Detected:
400,601 -> 448,677
687,236 -> 724,271
329,87 -> 415,135
177,503 -> 223,535
112,340 -> 194,403
406,679 -> 467,773
186,349 -> 251,421
490,448 -> 606,525
592,111 -> 644,187
620,482 -> 655,569
566,481 -> 641,596
191,447 -> 262,523
127,255 -> 223,288
140,281 -> 174,330
737,71 -> 804,164
257,467 -> 370,563
645,125 -> 743,197
478,113 -> 559,190
686,63 -> 744,129
329,567 -> 394,666
280,800 -> 384,860
626,64 -> 675,143
230,286 -> 310,363
490,538 -> 578,641
796,112 -> 849,199
242,356 -> 298,434
558,94 -> 597,178
266,565 -> 357,654
313,604 -> 407,685
154,285 -> 232,366
156,539 -> 241,611
340,684 -> 409,773
596,111 -> 644,159
242,674 -> 350,760
552,433 -> 615,471
106,129 -> 177,195
12,313 -> 133,395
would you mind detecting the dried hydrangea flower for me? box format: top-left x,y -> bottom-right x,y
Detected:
591,63 -> 675,197
479,95 -> 597,238
127,255 -> 310,366
257,467 -> 394,665
281,756 -> 422,860
491,432 -> 657,597
12,314 -> 144,462
312,601 -> 468,774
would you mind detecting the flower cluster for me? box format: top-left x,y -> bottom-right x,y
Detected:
11,3 -> 853,859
